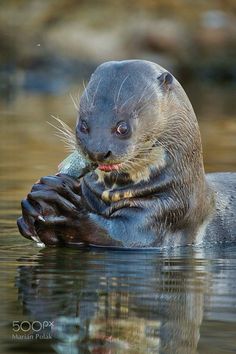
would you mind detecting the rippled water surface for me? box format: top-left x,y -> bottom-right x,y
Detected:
0,87 -> 236,353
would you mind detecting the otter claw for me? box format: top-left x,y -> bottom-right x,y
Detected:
37,215 -> 68,226
31,235 -> 42,243
37,215 -> 45,222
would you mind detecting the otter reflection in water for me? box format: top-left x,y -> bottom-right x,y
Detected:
17,60 -> 236,247
15,248 -> 211,354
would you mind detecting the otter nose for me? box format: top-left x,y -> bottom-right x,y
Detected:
87,150 -> 112,163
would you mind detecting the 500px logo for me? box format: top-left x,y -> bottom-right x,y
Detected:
12,321 -> 54,332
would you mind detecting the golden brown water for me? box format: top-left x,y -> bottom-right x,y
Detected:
0,87 -> 236,353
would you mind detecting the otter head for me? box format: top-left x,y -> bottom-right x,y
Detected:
76,60 -> 203,184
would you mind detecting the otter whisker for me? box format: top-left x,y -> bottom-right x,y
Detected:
137,128 -> 176,160
76,89 -> 89,115
137,82 -> 155,104
115,75 -> 129,107
53,129 -> 74,143
69,93 -> 79,111
50,116 -> 75,137
83,80 -> 90,104
119,135 -> 172,175
75,90 -> 83,113
136,91 -> 157,115
54,134 -> 74,152
91,78 -> 102,110
119,94 -> 136,113
155,138 -> 179,163
121,150 -> 154,171
48,115 -> 76,152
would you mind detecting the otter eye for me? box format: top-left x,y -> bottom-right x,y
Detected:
115,121 -> 129,136
79,120 -> 89,134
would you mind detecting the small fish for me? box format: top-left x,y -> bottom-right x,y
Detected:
58,150 -> 96,178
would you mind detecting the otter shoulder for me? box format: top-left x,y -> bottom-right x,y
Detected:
204,172 -> 236,243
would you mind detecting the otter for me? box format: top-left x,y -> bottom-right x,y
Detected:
17,60 -> 236,248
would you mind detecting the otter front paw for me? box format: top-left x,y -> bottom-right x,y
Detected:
17,199 -> 62,245
17,174 -> 87,246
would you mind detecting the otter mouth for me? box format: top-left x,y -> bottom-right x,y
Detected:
98,163 -> 122,172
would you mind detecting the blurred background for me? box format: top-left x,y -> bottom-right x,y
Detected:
0,0 -> 236,198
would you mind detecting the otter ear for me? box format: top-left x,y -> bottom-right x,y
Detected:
157,72 -> 173,90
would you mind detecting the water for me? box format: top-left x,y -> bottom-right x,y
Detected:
0,87 -> 236,353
